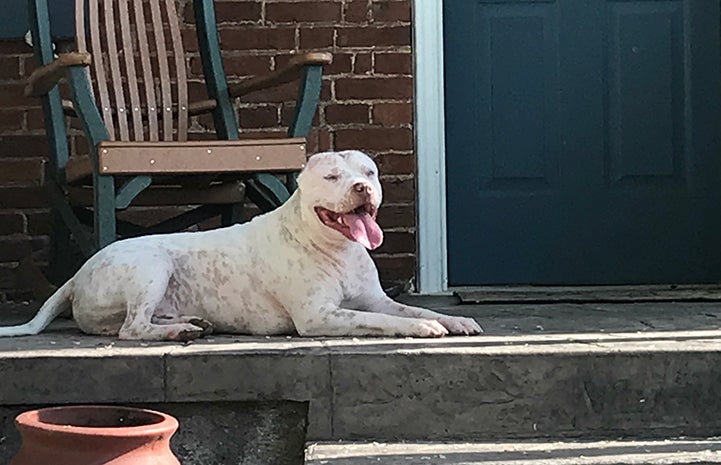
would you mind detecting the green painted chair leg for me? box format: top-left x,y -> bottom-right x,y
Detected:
45,176 -> 95,258
221,203 -> 244,226
47,211 -> 84,285
115,176 -> 152,210
94,175 -> 117,250
285,172 -> 298,193
245,174 -> 291,212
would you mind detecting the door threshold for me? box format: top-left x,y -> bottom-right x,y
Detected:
453,284 -> 721,304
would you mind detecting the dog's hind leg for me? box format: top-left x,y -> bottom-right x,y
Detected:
117,270 -> 207,342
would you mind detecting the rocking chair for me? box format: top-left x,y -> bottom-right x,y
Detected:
25,0 -> 330,282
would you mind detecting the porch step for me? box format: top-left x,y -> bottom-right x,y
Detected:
305,440 -> 721,465
2,301 -> 721,444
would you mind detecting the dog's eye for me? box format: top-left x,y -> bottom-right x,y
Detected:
365,169 -> 376,178
324,174 -> 339,181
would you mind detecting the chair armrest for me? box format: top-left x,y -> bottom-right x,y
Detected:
228,52 -> 332,98
187,52 -> 332,116
25,52 -> 92,98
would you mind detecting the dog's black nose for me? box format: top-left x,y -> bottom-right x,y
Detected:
353,182 -> 373,194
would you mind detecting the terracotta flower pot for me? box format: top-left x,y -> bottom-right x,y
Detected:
9,405 -> 180,465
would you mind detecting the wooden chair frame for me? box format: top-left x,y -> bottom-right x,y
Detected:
25,0 -> 331,282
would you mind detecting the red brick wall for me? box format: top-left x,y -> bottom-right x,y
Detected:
0,0 -> 415,302
0,40 -> 53,302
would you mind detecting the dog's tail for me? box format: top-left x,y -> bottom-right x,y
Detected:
0,279 -> 74,337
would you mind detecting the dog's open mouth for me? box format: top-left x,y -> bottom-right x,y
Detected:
314,203 -> 383,250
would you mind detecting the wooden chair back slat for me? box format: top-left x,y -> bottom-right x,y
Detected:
103,0 -> 131,140
87,0 -> 116,139
148,0 -> 173,141
117,0 -> 144,140
74,0 -> 95,98
165,0 -> 188,141
76,0 -> 190,142
131,0 -> 159,141
74,0 -> 87,53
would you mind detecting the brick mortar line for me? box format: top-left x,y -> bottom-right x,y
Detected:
259,22 -> 411,27
221,49 -> 413,54
184,45 -> 412,52
321,73 -> 415,77
371,252 -> 416,258
230,100 -> 413,104
317,124 -> 413,129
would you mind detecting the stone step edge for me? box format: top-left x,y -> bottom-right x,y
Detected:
305,439 -> 721,465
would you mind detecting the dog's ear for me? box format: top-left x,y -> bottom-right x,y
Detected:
297,153 -> 320,187
304,154 -> 320,170
300,152 -> 332,177
304,152 -> 334,169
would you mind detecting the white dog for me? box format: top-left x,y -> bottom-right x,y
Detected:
0,151 -> 482,341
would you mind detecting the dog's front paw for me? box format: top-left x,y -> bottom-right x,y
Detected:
170,322 -> 210,342
188,317 -> 214,336
409,319 -> 449,338
438,316 -> 483,335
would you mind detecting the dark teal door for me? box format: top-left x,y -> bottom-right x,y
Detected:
1,0 -> 73,40
444,0 -> 721,285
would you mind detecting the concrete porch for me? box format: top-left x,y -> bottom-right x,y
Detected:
2,297 -> 721,464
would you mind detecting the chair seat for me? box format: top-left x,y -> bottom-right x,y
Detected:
65,138 -> 307,185
68,180 -> 247,206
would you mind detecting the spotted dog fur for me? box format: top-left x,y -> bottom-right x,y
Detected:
0,151 -> 482,341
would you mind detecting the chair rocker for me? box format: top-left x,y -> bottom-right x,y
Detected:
24,0 -> 331,282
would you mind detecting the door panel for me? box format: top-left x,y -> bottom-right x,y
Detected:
480,4 -> 559,189
444,0 -> 721,285
606,1 -> 685,187
2,0 -> 74,40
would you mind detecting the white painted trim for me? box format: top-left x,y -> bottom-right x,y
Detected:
413,0 -> 448,294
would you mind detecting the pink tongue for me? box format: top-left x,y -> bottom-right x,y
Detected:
344,212 -> 383,250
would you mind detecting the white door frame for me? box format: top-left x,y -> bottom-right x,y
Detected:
413,0 -> 448,294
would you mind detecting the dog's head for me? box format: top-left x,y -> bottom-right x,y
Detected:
297,150 -> 383,250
